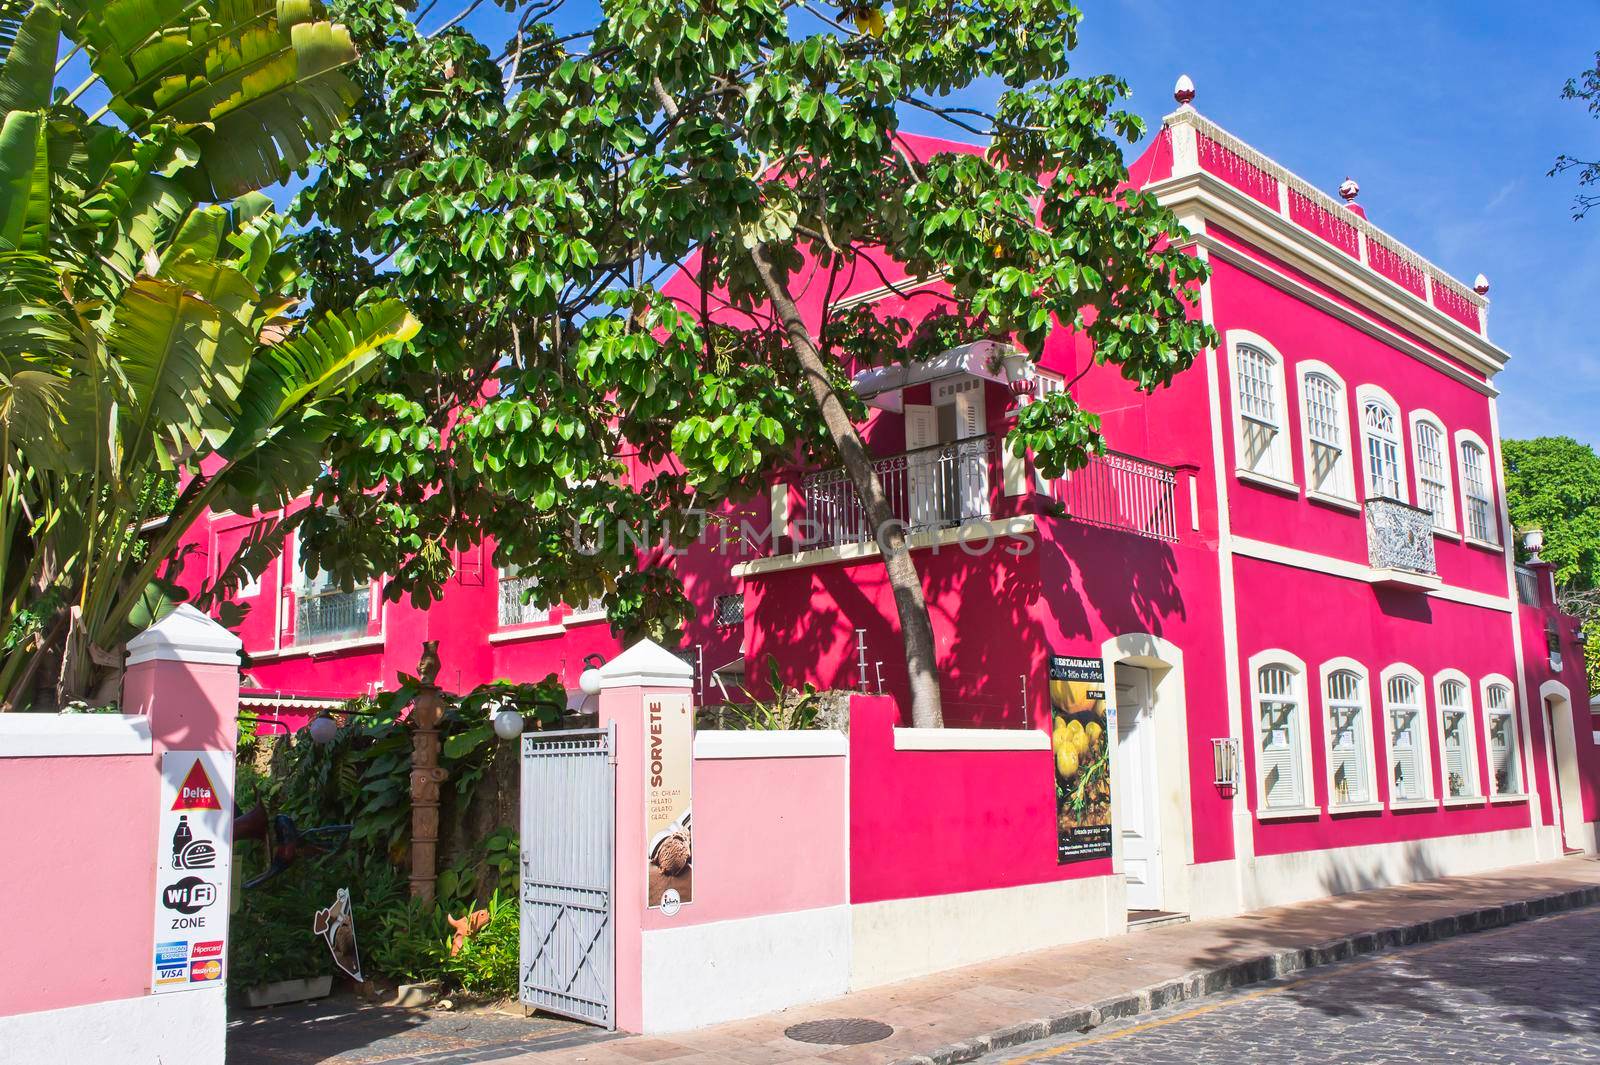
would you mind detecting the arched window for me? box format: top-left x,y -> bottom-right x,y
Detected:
1253,657 -> 1310,811
1323,665 -> 1374,807
1233,340 -> 1291,483
1411,414 -> 1455,533
1382,669 -> 1431,803
1483,680 -> 1521,796
1299,365 -> 1354,500
1361,395 -> 1405,501
1457,436 -> 1497,544
1436,676 -> 1479,799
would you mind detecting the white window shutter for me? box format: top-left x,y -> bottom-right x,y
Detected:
904,404 -> 938,527
1259,706 -> 1302,808
952,390 -> 989,520
1389,709 -> 1420,801
954,387 -> 986,439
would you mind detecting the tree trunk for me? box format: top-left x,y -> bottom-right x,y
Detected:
748,243 -> 944,728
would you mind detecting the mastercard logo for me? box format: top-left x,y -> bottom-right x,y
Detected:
189,959 -> 221,982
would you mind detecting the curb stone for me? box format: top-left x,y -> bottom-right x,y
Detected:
887,884 -> 1600,1065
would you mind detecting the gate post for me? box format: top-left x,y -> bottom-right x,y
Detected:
595,639 -> 695,1034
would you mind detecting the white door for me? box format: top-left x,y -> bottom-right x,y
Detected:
904,403 -> 938,528
1547,697 -> 1585,853
1115,665 -> 1162,911
952,386 -> 989,521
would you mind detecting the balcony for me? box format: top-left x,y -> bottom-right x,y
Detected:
1365,497 -> 1439,590
801,435 -> 997,552
1051,450 -> 1179,544
294,587 -> 372,645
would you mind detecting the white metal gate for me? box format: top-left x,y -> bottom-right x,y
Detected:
520,724 -> 615,1028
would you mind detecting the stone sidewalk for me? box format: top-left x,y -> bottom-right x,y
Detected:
499,855 -> 1600,1065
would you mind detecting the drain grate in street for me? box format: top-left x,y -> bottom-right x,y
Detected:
784,1018 -> 894,1045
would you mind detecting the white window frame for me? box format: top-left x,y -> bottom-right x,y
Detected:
1380,664 -> 1435,806
1248,650 -> 1318,817
1319,658 -> 1379,810
1408,410 -> 1457,536
1355,384 -> 1409,504
1434,669 -> 1481,803
1295,361 -> 1355,505
1479,675 -> 1523,798
1454,429 -> 1499,547
1227,332 -> 1295,490
286,530 -> 378,647
497,561 -> 552,629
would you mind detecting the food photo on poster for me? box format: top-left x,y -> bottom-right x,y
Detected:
1050,655 -> 1112,864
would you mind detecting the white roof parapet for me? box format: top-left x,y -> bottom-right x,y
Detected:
1160,107 -> 1488,312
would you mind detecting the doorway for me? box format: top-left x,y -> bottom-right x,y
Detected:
1114,664 -> 1162,912
903,376 -> 990,529
1544,692 -> 1586,854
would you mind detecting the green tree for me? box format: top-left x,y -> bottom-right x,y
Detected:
1503,436 -> 1600,685
0,1 -> 419,707
294,0 -> 1213,727
1553,51 -> 1600,219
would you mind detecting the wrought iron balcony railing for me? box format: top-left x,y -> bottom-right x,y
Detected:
294,587 -> 372,645
1515,566 -> 1540,607
801,435 -> 996,551
499,575 -> 551,627
1052,450 -> 1179,544
1365,497 -> 1436,577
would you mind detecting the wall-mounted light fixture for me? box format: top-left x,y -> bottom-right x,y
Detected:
1211,737 -> 1241,793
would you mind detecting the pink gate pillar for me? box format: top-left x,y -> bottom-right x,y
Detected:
0,604 -> 241,1065
595,638 -> 697,1034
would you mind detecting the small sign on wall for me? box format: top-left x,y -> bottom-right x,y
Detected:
645,693 -> 693,914
1050,656 -> 1113,865
151,751 -> 234,993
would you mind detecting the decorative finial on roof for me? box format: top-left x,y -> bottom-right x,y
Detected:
1474,273 -> 1490,296
1338,177 -> 1360,202
1173,74 -> 1195,107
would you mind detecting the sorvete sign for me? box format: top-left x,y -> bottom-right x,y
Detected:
644,692 -> 693,912
150,751 -> 234,994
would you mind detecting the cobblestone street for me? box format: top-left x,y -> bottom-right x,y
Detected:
980,906 -> 1600,1065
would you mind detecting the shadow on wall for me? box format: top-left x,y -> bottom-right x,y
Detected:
748,511 -> 1189,729
1039,518 -> 1186,646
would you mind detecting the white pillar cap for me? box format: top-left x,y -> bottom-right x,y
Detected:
598,638 -> 694,690
125,603 -> 243,667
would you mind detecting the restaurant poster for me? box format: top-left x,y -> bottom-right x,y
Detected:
1050,655 -> 1113,864
645,691 -> 693,913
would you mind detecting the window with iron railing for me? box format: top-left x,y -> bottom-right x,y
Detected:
288,533 -> 373,646
801,435 -> 995,551
713,593 -> 745,628
1515,566 -> 1540,607
498,566 -> 550,627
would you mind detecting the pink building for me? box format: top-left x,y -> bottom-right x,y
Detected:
179,85 -> 1597,934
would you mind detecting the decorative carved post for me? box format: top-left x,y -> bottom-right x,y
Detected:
409,641 -> 448,901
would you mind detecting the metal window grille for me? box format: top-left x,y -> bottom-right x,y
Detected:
713,592 -> 745,628
1460,442 -> 1495,543
1384,674 -> 1425,801
499,572 -> 550,627
1515,566 -> 1540,606
1363,401 -> 1402,500
295,587 -> 370,644
1256,664 -> 1303,809
1414,421 -> 1450,529
1325,669 -> 1369,806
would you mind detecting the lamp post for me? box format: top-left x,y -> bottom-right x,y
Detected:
408,641 -> 449,902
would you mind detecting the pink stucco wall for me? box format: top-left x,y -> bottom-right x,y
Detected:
0,654 -> 238,1016
847,695 -> 1112,904
645,750 -> 847,929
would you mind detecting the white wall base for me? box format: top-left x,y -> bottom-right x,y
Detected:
850,876 -> 1121,990
1243,827 -> 1542,911
639,905 -> 850,1033
0,988 -> 224,1065
1185,859 -> 1242,920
